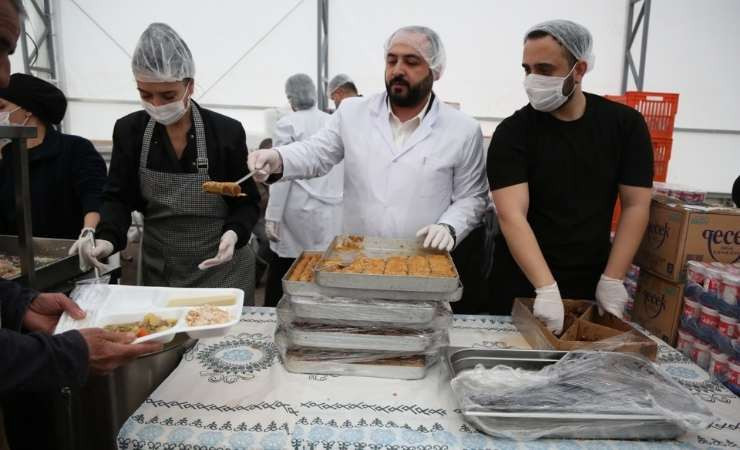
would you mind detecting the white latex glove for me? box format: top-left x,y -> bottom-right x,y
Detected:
247,149 -> 283,183
198,230 -> 238,270
70,230 -> 114,272
265,220 -> 280,242
533,282 -> 565,335
416,224 -> 454,251
595,274 -> 629,319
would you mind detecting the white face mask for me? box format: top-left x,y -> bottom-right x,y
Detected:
141,85 -> 191,126
523,64 -> 577,112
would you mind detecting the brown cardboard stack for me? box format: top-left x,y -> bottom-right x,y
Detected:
631,196 -> 740,345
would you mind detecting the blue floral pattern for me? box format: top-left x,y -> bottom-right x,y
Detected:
227,431 -> 255,449
259,431 -> 287,450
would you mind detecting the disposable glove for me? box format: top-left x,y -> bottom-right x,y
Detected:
198,230 -> 238,270
595,274 -> 630,319
534,282 -> 565,335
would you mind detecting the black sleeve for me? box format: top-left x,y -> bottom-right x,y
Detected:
221,124 -> 260,248
96,119 -> 142,252
487,114 -> 529,191
0,330 -> 88,394
0,280 -> 87,394
72,137 -> 108,215
0,279 -> 37,331
619,111 -> 654,187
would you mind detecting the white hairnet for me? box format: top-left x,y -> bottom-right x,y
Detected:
384,26 -> 446,80
285,73 -> 316,111
132,23 -> 195,83
525,19 -> 595,72
328,74 -> 354,95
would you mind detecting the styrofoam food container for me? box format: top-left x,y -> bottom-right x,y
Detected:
55,285 -> 244,342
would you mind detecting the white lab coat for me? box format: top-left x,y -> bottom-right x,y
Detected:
277,92 -> 489,243
265,108 -> 343,258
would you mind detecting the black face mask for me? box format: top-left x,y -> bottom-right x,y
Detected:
386,71 -> 433,108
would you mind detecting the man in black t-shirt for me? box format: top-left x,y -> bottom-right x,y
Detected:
487,20 -> 653,333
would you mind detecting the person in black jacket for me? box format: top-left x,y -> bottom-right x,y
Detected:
0,73 -> 107,240
72,23 -> 260,302
0,2 -> 160,447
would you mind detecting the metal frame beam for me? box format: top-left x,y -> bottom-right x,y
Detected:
20,0 -> 59,83
316,0 -> 329,111
621,0 -> 652,92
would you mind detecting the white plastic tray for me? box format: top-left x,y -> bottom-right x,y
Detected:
54,284 -> 244,344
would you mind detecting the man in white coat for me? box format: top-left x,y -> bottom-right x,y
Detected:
248,26 -> 489,251
264,73 -> 343,305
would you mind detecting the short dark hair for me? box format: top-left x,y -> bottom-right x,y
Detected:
525,30 -> 576,67
337,81 -> 357,95
258,138 -> 272,149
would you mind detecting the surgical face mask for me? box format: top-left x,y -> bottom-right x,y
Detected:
141,85 -> 191,125
523,64 -> 577,112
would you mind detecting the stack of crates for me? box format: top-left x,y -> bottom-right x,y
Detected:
607,92 -> 680,231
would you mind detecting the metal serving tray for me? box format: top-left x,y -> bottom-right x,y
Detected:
287,326 -> 433,352
284,354 -> 429,380
315,235 -> 460,294
444,347 -> 685,440
282,252 -> 463,302
289,295 -> 445,324
0,235 -> 84,290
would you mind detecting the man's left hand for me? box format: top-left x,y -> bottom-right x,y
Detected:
22,292 -> 86,334
595,274 -> 630,318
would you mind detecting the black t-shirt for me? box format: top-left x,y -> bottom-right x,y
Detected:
488,92 -> 653,271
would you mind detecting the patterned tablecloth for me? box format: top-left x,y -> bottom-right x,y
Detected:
117,307 -> 739,449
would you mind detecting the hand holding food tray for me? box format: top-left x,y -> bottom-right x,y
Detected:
54,285 -> 244,344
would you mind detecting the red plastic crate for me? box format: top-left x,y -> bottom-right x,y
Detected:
651,136 -> 672,182
625,91 -> 679,139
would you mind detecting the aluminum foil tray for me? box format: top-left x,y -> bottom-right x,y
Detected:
284,350 -> 429,380
283,252 -> 462,302
289,295 -> 445,324
287,326 -> 433,352
315,236 -> 460,293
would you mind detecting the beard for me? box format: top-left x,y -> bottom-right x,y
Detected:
385,71 -> 433,108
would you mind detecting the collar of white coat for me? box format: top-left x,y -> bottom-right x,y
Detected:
370,91 -> 439,125
387,93 -> 431,128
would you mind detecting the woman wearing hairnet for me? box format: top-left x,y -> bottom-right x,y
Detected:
263,74 -> 343,306
73,23 -> 260,301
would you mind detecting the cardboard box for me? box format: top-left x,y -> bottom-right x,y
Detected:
635,197 -> 740,282
631,271 -> 684,346
511,298 -> 657,361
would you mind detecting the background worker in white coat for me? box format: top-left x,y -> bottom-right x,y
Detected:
264,73 -> 343,306
248,26 -> 489,253
328,73 -> 360,109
